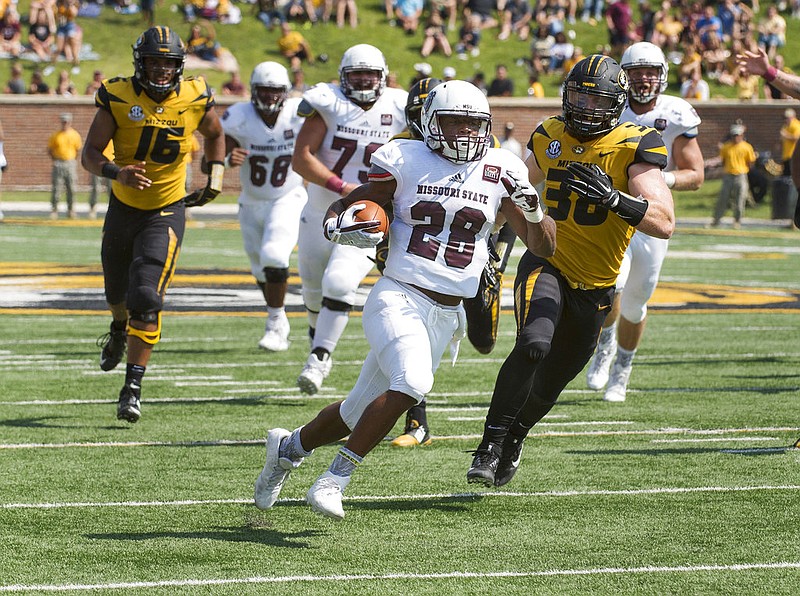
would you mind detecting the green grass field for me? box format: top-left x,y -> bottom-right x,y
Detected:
0,218 -> 798,593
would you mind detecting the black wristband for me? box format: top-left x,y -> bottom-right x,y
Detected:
610,192 -> 649,226
101,162 -> 121,180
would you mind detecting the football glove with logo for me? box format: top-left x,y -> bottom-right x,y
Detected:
502,171 -> 544,223
184,161 -> 224,207
324,203 -> 384,248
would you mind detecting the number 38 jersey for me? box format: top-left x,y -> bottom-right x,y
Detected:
96,77 -> 215,211
370,139 -> 530,298
221,98 -> 305,204
298,83 -> 407,207
529,117 -> 667,289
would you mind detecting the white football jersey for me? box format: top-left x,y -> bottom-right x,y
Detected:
221,98 -> 305,203
620,94 -> 701,172
371,140 -> 529,298
298,83 -> 408,186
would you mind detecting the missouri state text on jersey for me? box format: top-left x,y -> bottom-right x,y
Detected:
530,118 -> 668,289
96,76 -> 215,210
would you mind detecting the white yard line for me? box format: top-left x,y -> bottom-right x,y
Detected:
2,562 -> 800,591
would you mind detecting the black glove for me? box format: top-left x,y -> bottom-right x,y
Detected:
564,162 -> 621,209
184,161 -> 224,208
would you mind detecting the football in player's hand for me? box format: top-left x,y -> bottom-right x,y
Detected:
353,200 -> 389,235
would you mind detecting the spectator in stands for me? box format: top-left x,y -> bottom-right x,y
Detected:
5,62 -> 26,94
487,63 -> 514,96
678,38 -> 703,83
277,21 -> 314,70
464,0 -> 500,30
430,0 -> 457,31
46,0 -> 82,76
680,68 -> 710,100
394,0 -> 423,35
651,1 -> 683,53
0,9 -> 22,59
442,65 -> 456,81
333,0 -> 358,28
420,10 -> 451,57
471,71 -> 488,94
28,69 -> 51,94
563,44 -> 585,74
47,112 -> 82,220
695,4 -> 723,50
549,30 -> 574,73
606,0 -> 637,56
27,3 -> 55,63
637,0 -> 656,42
255,0 -> 286,31
536,0 -> 567,37
499,0 -> 532,41
386,71 -> 401,88
717,0 -> 749,43
701,33 -> 729,80
711,123 -> 756,229
285,0 -> 318,24
55,68 -> 76,96
757,4 -> 785,61
526,71 -> 544,97
581,0 -> 605,24
222,70 -> 247,96
530,24 -> 555,74
455,14 -> 482,59
735,68 -> 760,100
289,66 -> 308,97
409,61 -> 433,87
186,21 -> 221,63
84,69 -> 103,96
780,109 -> 800,176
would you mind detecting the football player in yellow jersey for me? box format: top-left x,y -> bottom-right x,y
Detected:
82,26 -> 225,423
468,55 -> 675,487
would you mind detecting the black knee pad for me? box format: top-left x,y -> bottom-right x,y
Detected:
263,267 -> 289,283
128,286 -> 162,314
322,297 -> 352,312
129,310 -> 159,325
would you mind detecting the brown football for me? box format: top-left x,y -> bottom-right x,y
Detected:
353,200 -> 389,235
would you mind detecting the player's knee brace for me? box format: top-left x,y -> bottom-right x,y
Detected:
128,310 -> 162,345
321,297 -> 352,312
263,267 -> 289,283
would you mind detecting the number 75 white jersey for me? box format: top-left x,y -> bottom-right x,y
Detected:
371,139 -> 530,298
221,98 -> 305,204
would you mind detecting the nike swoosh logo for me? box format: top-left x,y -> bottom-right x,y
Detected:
178,109 -> 188,115
598,304 -> 611,311
599,151 -> 613,158
160,211 -> 174,216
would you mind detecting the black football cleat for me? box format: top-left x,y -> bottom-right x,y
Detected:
98,322 -> 127,371
117,382 -> 141,423
467,444 -> 501,487
494,437 -> 524,487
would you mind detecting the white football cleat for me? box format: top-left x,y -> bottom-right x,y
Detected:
586,339 -> 617,391
603,360 -> 632,403
258,316 -> 290,352
306,471 -> 350,520
254,428 -> 299,509
297,352 -> 332,395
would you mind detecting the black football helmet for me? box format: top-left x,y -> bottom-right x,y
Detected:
562,54 -> 629,139
405,77 -> 443,140
133,26 -> 186,96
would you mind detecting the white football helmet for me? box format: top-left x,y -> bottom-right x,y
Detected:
250,61 -> 290,115
339,44 -> 387,105
620,42 -> 668,104
421,80 -> 491,164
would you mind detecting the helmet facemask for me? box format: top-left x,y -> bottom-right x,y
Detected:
341,69 -> 384,105
626,66 -> 667,104
133,27 -> 186,97
252,86 -> 287,116
421,81 -> 492,163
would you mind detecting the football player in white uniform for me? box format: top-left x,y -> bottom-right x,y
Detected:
291,43 -> 408,395
585,42 -> 704,402
254,80 -> 556,519
222,62 -> 307,352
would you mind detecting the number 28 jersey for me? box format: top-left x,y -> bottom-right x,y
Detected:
221,98 -> 305,204
370,139 -> 530,298
96,77 -> 214,211
529,117 -> 668,289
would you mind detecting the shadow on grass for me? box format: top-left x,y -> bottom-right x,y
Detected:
0,416 -> 83,429
85,526 -> 323,548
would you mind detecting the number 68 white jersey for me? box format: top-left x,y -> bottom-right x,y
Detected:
371,139 -> 530,298
221,98 -> 305,204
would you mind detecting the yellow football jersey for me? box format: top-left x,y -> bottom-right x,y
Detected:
96,77 -> 214,210
530,117 -> 668,289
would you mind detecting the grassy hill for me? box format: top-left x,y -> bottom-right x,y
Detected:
10,0 -> 800,99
